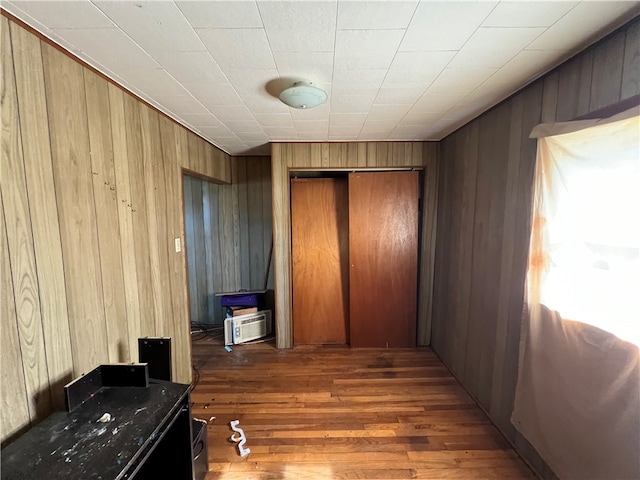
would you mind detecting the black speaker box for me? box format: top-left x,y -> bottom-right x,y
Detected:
138,337 -> 172,381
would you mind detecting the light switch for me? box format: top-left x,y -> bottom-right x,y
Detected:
174,237 -> 181,253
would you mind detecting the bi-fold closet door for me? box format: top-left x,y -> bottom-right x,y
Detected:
291,171 -> 419,348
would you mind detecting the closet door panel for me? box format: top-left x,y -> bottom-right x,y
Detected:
291,178 -> 349,345
349,171 -> 419,347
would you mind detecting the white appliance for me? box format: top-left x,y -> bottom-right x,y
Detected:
224,310 -> 272,345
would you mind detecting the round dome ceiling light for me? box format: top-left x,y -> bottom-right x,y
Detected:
279,81 -> 327,109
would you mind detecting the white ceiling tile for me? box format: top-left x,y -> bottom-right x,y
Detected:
156,94 -> 209,115
359,121 -> 396,135
401,110 -> 446,124
198,29 -> 276,70
401,1 -> 497,51
329,113 -> 368,126
211,105 -> 255,122
294,120 -> 330,133
330,94 -> 376,114
179,113 -> 224,127
383,51 -> 455,86
374,86 -> 424,105
116,68 -> 187,97
223,69 -> 279,95
6,1 -> 114,28
51,27 -> 160,71
527,2 -> 640,51
236,132 -> 269,142
241,94 -> 290,114
388,125 -> 426,139
273,51 -> 334,83
224,121 -> 265,133
258,1 -> 337,52
300,132 -> 330,141
176,1 -> 263,29
94,1 -> 205,56
189,83 -> 243,107
367,104 -> 412,121
195,126 -> 235,138
253,113 -> 294,127
289,104 -> 331,121
426,67 -> 498,95
411,93 -> 463,113
335,29 -> 404,69
154,51 -> 228,86
482,2 -> 578,28
447,27 -> 547,69
263,126 -> 299,139
329,125 -> 362,136
337,1 -> 418,30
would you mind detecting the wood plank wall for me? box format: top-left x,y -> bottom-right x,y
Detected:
183,157 -> 273,326
271,142 -> 439,349
0,17 -> 231,444
431,16 -> 640,477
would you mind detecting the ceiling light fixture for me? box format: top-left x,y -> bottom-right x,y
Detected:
279,81 -> 327,109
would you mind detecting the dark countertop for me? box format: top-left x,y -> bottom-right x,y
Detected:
1,381 -> 189,480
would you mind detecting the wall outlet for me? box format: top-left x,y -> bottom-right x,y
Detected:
174,237 -> 181,253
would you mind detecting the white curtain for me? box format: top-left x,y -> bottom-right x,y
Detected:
512,110 -> 640,480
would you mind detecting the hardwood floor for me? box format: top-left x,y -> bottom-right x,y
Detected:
191,334 -> 536,480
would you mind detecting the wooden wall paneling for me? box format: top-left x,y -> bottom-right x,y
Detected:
465,104 -> 511,407
183,176 -> 199,326
556,52 -> 594,122
261,157 -> 274,289
217,175 -> 239,291
349,171 -> 419,348
1,196 -> 31,442
271,144 -> 293,347
589,30 -> 625,111
41,42 -> 108,376
84,70 -> 129,364
229,160 -> 242,289
348,143 -> 366,168
291,178 -> 349,345
489,95 -> 524,430
416,143 -> 439,346
235,158 -> 251,288
192,176 -> 208,323
500,82 -> 543,433
309,143 -> 323,168
1,20 -> 53,421
9,21 -> 73,407
440,134 -> 465,371
320,143 -> 331,168
540,71 -> 559,122
140,107 -> 173,336
205,181 -> 222,320
108,84 -> 141,359
446,125 -> 480,377
621,19 -> 640,99
158,115 -> 189,381
122,95 -> 155,337
247,159 -> 266,288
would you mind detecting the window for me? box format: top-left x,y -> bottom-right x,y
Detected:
528,113 -> 640,346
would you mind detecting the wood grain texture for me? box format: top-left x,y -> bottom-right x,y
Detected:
621,20 -> 640,100
431,16 -> 639,479
9,20 -> 73,408
183,157 -> 273,326
42,41 -> 109,375
349,171 -> 419,348
589,30 -> 625,111
108,82 -> 142,360
123,94 -> 156,337
84,69 -> 129,364
272,142 -> 438,349
417,143 -> 439,346
191,338 -> 535,480
0,173 -> 31,443
291,179 -> 349,345
2,19 -> 53,422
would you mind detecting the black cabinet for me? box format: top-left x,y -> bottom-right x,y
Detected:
1,369 -> 194,480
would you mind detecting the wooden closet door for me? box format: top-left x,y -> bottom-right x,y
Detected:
349,171 -> 419,347
291,178 -> 349,345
